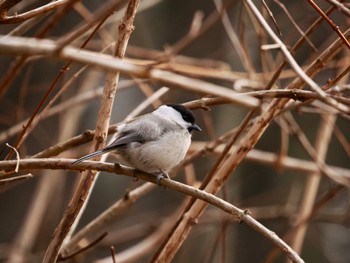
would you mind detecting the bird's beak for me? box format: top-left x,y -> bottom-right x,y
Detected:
190,124 -> 202,132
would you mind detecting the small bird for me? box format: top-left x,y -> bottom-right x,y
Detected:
71,104 -> 201,184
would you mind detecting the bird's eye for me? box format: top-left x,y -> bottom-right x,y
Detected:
182,114 -> 191,123
181,111 -> 195,124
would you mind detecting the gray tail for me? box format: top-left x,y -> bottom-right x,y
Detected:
70,149 -> 107,166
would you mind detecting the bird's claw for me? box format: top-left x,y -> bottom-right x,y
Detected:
157,171 -> 170,188
132,169 -> 139,182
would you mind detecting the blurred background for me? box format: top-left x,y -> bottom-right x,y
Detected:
0,0 -> 350,262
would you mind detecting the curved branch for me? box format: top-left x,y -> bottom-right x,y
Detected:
0,0 -> 71,24
0,158 -> 304,262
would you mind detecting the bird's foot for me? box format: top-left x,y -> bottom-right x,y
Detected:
156,170 -> 170,188
132,169 -> 139,182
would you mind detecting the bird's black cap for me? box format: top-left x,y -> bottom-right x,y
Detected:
167,104 -> 196,123
167,104 -> 201,132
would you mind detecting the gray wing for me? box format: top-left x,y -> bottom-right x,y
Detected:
71,114 -> 165,165
105,113 -> 175,150
114,114 -> 167,142
103,131 -> 144,150
70,131 -> 142,165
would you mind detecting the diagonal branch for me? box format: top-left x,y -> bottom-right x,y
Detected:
149,1 -> 350,261
244,0 -> 350,114
307,0 -> 350,49
42,0 -> 140,262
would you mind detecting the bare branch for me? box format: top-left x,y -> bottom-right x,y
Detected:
0,35 -> 260,109
324,0 -> 350,17
0,0 -> 71,24
244,0 -> 350,114
307,0 -> 350,49
42,1 -> 141,262
0,158 -> 304,262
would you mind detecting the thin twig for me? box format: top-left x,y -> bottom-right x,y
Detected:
290,113 -> 336,253
244,0 -> 350,114
263,3 -> 338,90
124,87 -> 169,121
0,0 -> 71,24
57,232 -> 108,261
4,15 -> 109,161
324,0 -> 350,17
0,80 -> 138,144
306,0 -> 350,49
333,124 -> 350,158
96,200 -> 192,263
272,0 -> 317,51
261,0 -> 282,36
0,173 -> 33,186
5,143 -> 19,172
110,246 -> 117,263
0,0 -> 79,97
189,142 -> 350,179
54,0 -> 126,49
213,0 -> 255,73
61,182 -> 155,256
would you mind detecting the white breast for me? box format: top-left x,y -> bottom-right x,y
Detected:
126,130 -> 191,173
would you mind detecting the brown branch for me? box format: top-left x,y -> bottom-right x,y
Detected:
324,0 -> 350,17
97,212 -> 183,263
0,0 -> 72,24
110,246 -> 117,263
0,0 -> 21,15
0,35 -> 260,109
272,0 -> 317,51
261,0 -> 282,36
4,15 -> 109,161
333,124 -> 350,158
264,3 -> 339,90
242,89 -> 350,104
31,127 -> 115,159
42,1 -> 140,262
3,136 -> 350,188
307,0 -> 350,49
264,183 -> 345,262
0,158 -> 304,262
0,79 -> 140,144
57,232 -> 108,261
0,173 -> 32,186
290,113 -> 335,253
213,0 -> 255,73
149,1 -> 350,260
54,0 -> 127,50
244,0 -> 350,114
1,155 -> 350,188
190,143 -> 350,179
61,182 -> 155,256
0,0 -> 79,98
